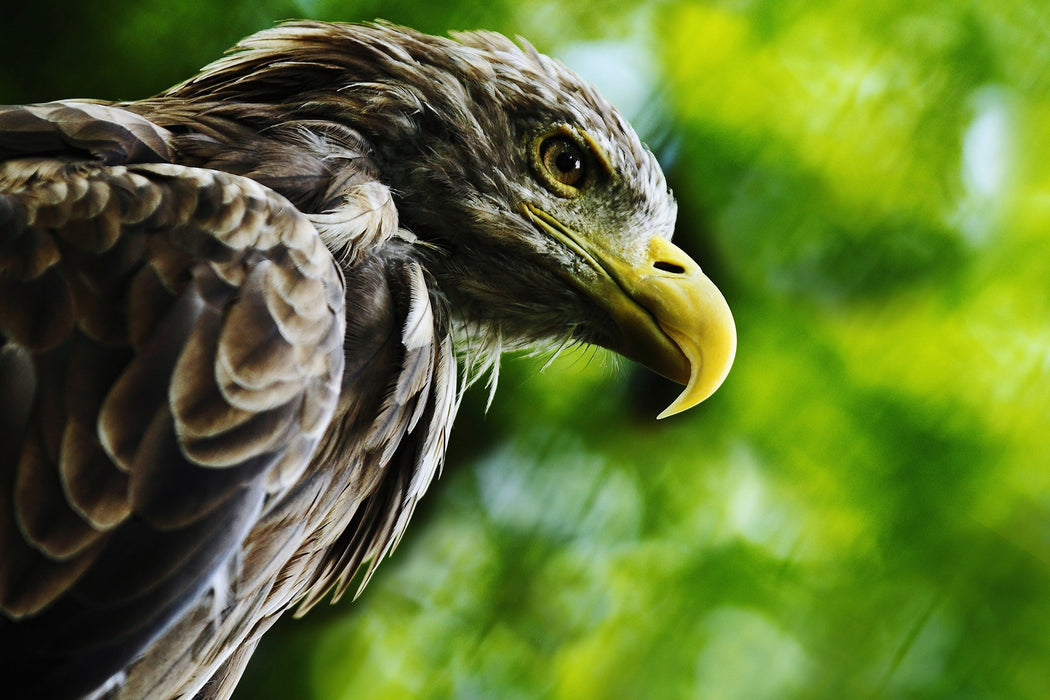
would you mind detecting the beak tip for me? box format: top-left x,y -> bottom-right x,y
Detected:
656,320 -> 737,420
654,380 -> 716,420
655,406 -> 677,421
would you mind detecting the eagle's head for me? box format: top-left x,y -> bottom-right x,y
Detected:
165,21 -> 736,416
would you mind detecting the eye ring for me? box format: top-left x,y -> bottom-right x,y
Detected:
531,129 -> 591,197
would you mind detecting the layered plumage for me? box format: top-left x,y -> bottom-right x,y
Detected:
0,21 -> 735,699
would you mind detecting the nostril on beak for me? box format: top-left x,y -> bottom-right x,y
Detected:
653,261 -> 686,274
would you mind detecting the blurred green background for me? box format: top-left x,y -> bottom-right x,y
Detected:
5,0 -> 1050,697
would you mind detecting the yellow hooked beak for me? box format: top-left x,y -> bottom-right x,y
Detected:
523,205 -> 736,418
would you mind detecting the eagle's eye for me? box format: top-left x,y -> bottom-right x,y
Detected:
541,137 -> 585,186
533,132 -> 589,197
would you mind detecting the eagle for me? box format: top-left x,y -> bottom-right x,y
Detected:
0,21 -> 735,699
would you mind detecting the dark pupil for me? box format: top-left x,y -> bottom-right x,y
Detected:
555,149 -> 580,175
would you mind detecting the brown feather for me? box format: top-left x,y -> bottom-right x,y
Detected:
59,420 -> 131,530
14,430 -> 104,559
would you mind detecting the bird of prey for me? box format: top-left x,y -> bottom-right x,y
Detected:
0,21 -> 735,699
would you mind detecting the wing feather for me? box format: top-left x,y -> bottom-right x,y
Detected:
0,108 -> 346,698
0,102 -> 174,164
1,96 -> 462,699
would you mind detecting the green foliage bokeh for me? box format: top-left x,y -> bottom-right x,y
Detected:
4,1 -> 1049,697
